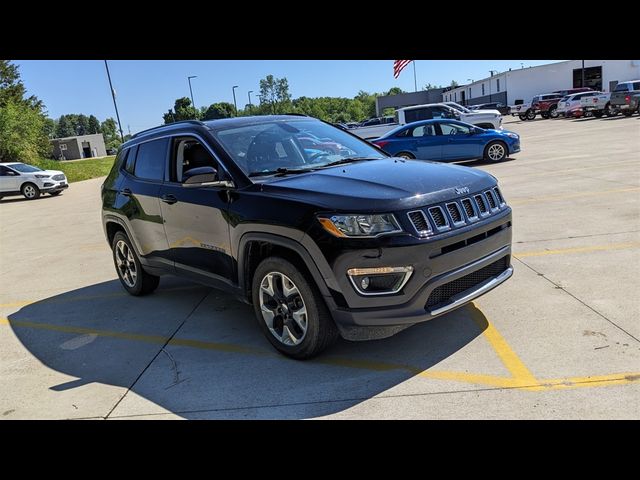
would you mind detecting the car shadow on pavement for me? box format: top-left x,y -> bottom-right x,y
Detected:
7,277 -> 488,419
0,195 -> 62,204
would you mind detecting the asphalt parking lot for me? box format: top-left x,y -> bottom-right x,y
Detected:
1,114 -> 639,419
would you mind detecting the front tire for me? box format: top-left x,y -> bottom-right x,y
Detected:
518,114 -> 527,121
526,109 -> 536,120
548,105 -> 559,118
252,257 -> 338,359
21,183 -> 40,200
604,103 -> 617,117
484,141 -> 507,162
396,151 -> 415,159
112,231 -> 159,296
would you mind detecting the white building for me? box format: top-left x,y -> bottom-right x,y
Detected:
443,60 -> 640,106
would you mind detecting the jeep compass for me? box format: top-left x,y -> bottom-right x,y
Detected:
101,115 -> 513,359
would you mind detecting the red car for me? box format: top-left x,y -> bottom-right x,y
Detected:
532,88 -> 593,119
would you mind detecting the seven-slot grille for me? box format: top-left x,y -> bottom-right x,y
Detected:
425,256 -> 509,309
406,189 -> 507,236
52,174 -> 65,181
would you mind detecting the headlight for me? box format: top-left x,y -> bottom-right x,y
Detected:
318,214 -> 402,238
504,132 -> 519,139
35,174 -> 50,178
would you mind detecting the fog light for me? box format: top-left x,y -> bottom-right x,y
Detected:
347,266 -> 413,296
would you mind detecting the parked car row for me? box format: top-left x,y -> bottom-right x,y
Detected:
508,80 -> 640,121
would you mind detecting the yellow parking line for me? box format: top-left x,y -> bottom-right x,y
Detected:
515,242 -> 640,258
2,316 -> 638,393
509,187 -> 640,206
468,305 -> 540,388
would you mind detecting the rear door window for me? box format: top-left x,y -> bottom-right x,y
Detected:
133,139 -> 168,181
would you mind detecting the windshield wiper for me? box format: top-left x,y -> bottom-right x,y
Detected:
318,157 -> 380,168
249,167 -> 314,178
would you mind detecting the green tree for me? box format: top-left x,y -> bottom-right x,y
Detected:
450,80 -> 459,87
43,118 -> 56,139
76,114 -> 90,135
101,118 -> 120,150
423,82 -> 442,90
55,115 -> 75,137
386,87 -> 404,96
259,75 -> 291,114
0,60 -> 51,163
202,102 -> 235,120
88,114 -> 101,134
163,97 -> 199,124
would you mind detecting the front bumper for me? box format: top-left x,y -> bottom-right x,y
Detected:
41,182 -> 69,192
326,210 -> 513,338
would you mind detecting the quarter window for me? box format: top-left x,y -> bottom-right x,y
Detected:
133,139 -> 168,181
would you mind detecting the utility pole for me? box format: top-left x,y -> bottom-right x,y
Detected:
248,90 -> 254,112
412,61 -> 417,92
104,60 -> 124,142
581,60 -> 585,88
232,85 -> 239,116
188,76 -> 197,118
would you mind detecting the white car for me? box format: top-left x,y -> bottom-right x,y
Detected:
0,162 -> 68,200
396,103 -> 502,130
556,91 -> 602,118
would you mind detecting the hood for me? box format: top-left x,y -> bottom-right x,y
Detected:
33,170 -> 64,177
258,158 -> 496,211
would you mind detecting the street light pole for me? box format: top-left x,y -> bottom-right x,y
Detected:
489,70 -> 498,102
187,76 -> 198,116
104,60 -> 124,142
232,85 -> 239,116
248,90 -> 253,112
581,60 -> 585,88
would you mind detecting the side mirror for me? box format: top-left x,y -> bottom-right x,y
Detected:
183,166 -> 235,188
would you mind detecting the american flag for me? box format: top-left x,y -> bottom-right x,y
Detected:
393,60 -> 412,79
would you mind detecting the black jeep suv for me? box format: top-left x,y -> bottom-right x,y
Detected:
101,115 -> 513,359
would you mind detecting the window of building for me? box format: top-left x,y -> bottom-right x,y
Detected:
572,66 -> 602,91
496,78 -> 500,92
454,92 -> 457,101
133,139 -> 168,181
482,83 -> 485,96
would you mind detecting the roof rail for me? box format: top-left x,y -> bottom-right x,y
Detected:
282,112 -> 308,117
130,120 -> 206,139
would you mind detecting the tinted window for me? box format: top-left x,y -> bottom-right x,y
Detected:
0,166 -> 13,176
439,123 -> 471,135
431,107 -> 454,119
409,124 -> 436,137
614,83 -> 629,92
133,139 -> 168,181
125,146 -> 137,173
7,163 -> 42,173
404,108 -> 432,123
633,82 -> 640,90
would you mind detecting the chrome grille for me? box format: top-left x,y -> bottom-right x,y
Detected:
52,174 -> 65,181
407,210 -> 431,236
474,194 -> 488,214
461,198 -> 477,220
446,202 -> 464,225
429,206 -> 449,229
485,190 -> 497,210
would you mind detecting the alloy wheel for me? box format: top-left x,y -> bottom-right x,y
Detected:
487,143 -> 505,161
259,272 -> 308,346
24,185 -> 37,198
115,239 -> 137,288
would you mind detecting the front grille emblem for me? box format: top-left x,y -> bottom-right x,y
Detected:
455,187 -> 470,195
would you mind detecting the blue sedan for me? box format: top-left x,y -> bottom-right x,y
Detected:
371,119 -> 520,162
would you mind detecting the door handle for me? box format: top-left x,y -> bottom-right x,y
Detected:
161,194 -> 178,205
120,188 -> 132,196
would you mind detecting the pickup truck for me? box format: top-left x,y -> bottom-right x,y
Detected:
579,92 -> 618,118
510,102 -> 534,121
610,80 -> 640,116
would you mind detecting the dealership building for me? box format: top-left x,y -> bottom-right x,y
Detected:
443,60 -> 640,106
376,60 -> 640,114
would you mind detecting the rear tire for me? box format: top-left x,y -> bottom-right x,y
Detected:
592,111 -> 603,118
541,112 -> 549,119
396,151 -> 415,159
518,114 -> 527,121
21,183 -> 40,200
484,141 -> 507,162
252,257 -> 338,359
548,105 -> 559,118
622,109 -> 634,117
525,109 -> 536,120
112,231 -> 160,296
604,103 -> 618,117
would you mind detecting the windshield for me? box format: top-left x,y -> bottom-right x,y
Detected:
8,163 -> 42,173
447,103 -> 471,113
213,120 -> 386,177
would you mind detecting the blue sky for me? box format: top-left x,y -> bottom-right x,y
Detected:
16,60 -> 561,132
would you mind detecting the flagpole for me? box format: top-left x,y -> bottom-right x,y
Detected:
413,61 -> 417,92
